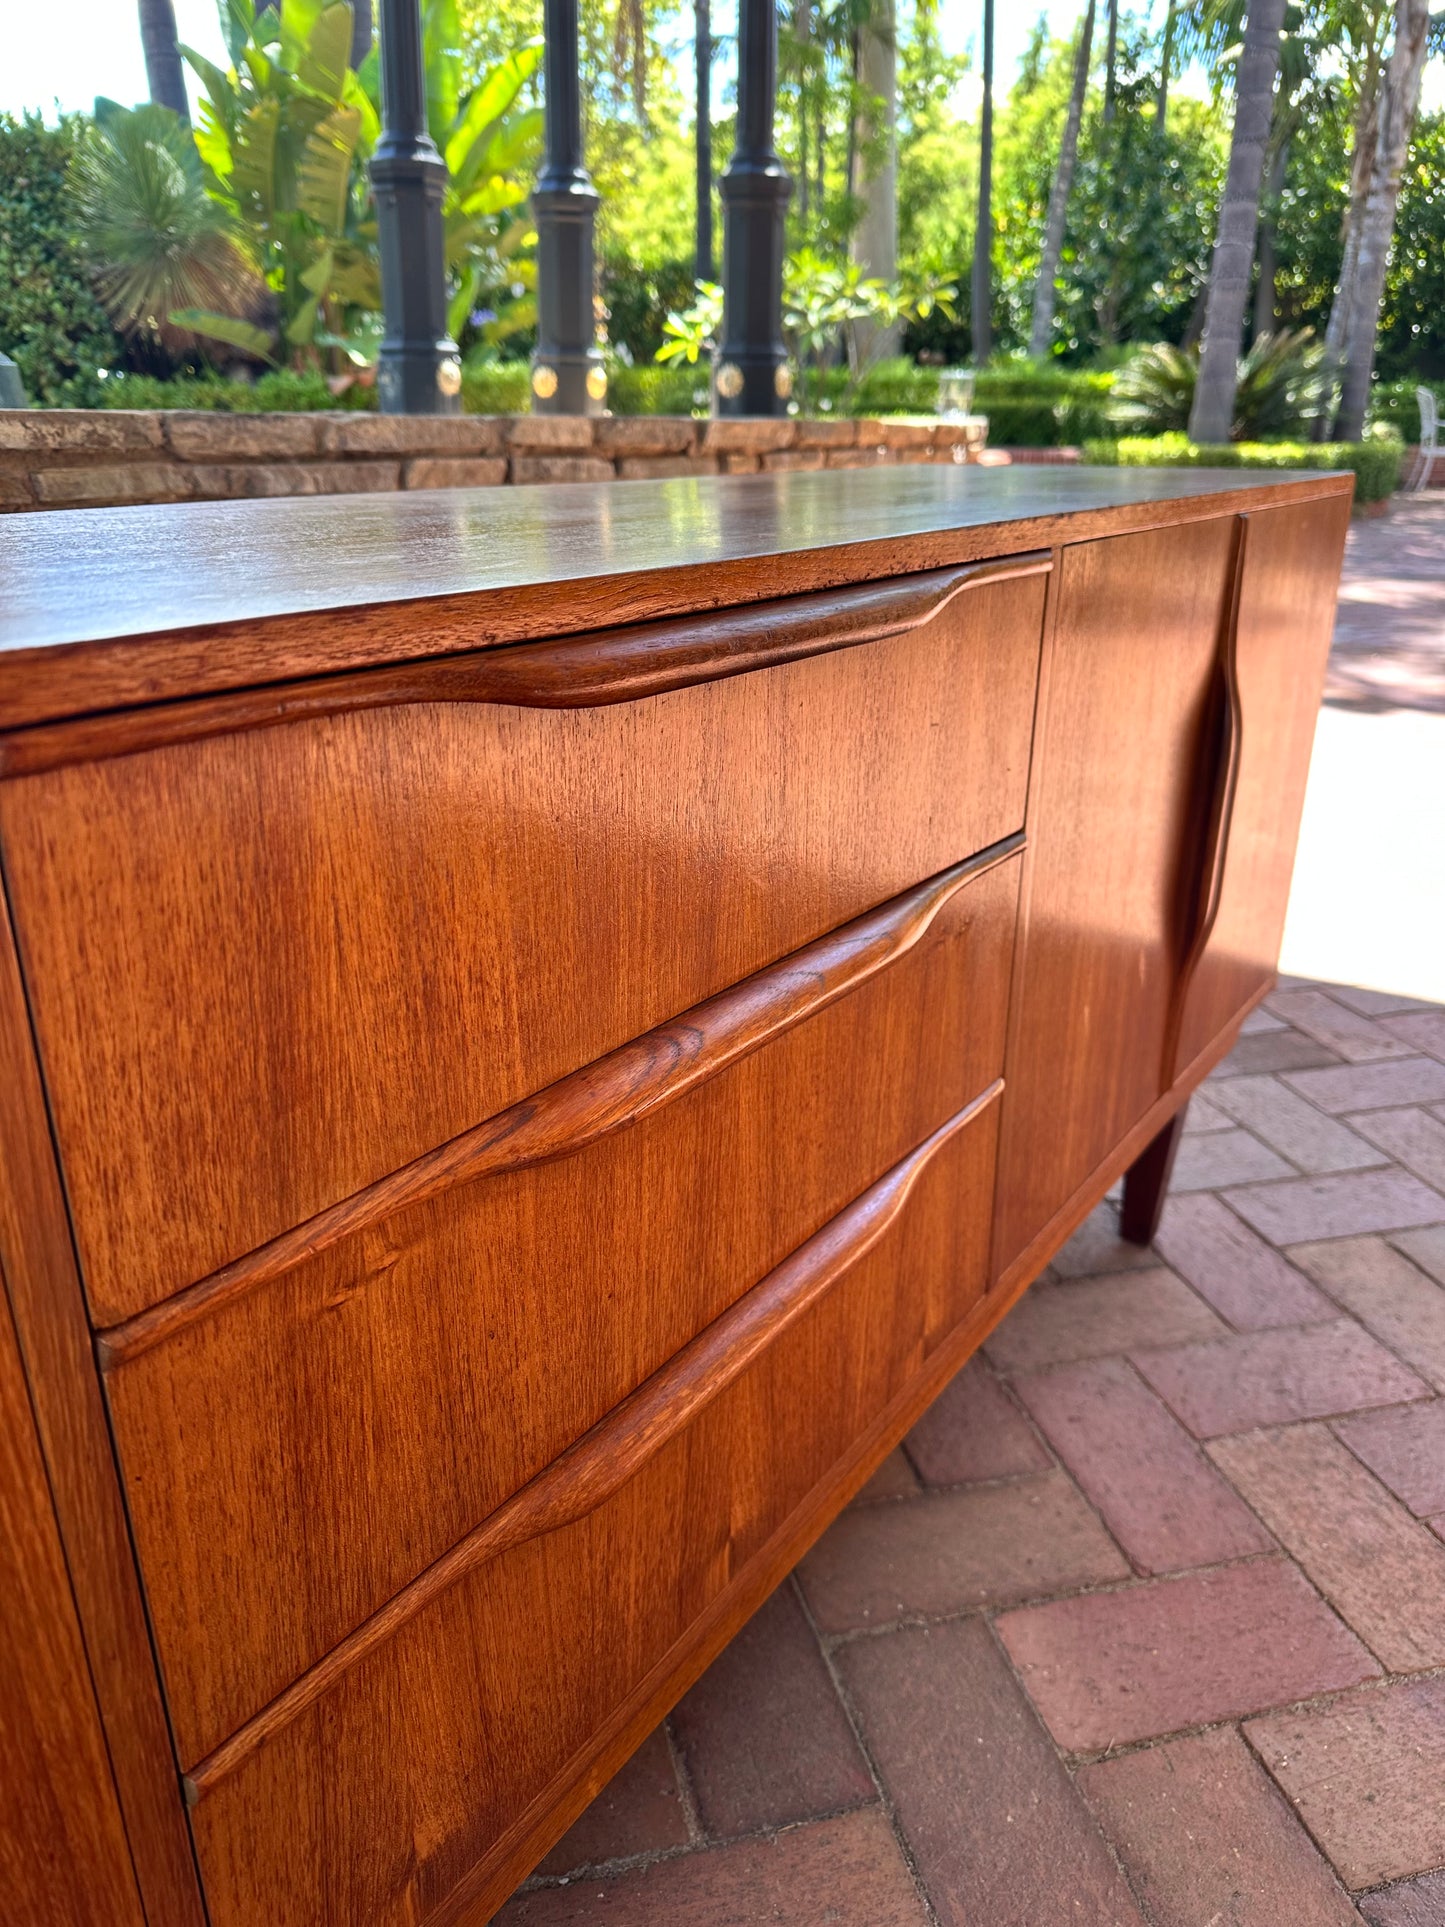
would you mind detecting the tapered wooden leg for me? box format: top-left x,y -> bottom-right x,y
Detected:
1119,1103 -> 1189,1246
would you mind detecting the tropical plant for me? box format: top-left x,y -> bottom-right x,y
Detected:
177,0 -> 380,363
74,100 -> 257,356
656,254 -> 955,406
1112,327 -> 1328,438
972,0 -> 995,360
169,0 -> 542,369
1188,0 -> 1289,441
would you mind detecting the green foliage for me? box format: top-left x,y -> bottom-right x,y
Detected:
179,0 -> 381,360
1111,330 -> 1328,440
0,113 -> 118,404
74,101 -> 257,358
1376,110 -> 1445,381
1084,432 -> 1404,504
170,0 -> 541,366
602,255 -> 697,364
607,362 -> 710,415
459,358 -> 531,413
974,363 -> 1115,445
97,367 -> 376,407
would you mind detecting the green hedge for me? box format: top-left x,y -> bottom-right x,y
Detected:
459,360 -> 532,415
0,113 -> 118,405
98,371 -> 377,411
607,362 -> 710,415
1082,432 -> 1403,504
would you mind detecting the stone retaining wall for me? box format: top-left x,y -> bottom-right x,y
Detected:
0,410 -> 993,513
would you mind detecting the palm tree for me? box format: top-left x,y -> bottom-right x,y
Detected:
1187,0 -> 1287,443
1104,0 -> 1120,121
971,0 -> 995,362
1156,0 -> 1177,130
1028,0 -> 1095,360
136,0 -> 188,121
1333,0 -> 1432,437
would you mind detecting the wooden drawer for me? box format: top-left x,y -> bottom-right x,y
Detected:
103,848 -> 1021,1764
0,555 -> 1047,1325
182,1079 -> 1002,1927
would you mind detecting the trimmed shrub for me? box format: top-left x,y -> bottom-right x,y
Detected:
608,362 -> 710,415
0,113 -> 118,404
460,360 -> 532,415
98,371 -> 376,410
1082,433 -> 1403,504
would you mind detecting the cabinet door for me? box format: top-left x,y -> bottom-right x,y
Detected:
1171,494 -> 1351,1076
992,517 -> 1238,1278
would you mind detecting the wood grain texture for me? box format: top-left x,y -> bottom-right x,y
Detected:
0,1270 -> 145,1927
0,553 -> 1050,777
101,835 -> 1021,1367
186,1091 -> 1001,1926
0,468 -> 1351,729
990,515 -> 1238,1277
1,568 -> 1044,1322
0,892 -> 208,1927
107,852 -> 1021,1762
1171,493 -> 1352,1072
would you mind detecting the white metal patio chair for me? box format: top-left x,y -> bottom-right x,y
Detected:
1409,385 -> 1439,491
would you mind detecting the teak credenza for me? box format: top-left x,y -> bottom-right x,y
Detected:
0,464 -> 1350,1926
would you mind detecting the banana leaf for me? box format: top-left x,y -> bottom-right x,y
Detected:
169,308 -> 276,358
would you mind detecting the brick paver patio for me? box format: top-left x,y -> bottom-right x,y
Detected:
493,505 -> 1445,1926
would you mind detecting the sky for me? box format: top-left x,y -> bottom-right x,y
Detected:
5,0 -> 1098,124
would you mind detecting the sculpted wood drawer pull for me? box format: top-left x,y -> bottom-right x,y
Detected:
1164,516 -> 1248,1084
98,831 -> 1024,1367
0,550 -> 1053,776
181,1076 -> 1004,1804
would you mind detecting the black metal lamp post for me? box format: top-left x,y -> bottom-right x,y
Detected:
371,0 -> 461,414
531,0 -> 606,414
716,0 -> 792,416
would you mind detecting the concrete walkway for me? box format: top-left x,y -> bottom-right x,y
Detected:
1282,495 -> 1445,1004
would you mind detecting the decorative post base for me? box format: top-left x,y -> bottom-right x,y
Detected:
371,153 -> 462,416
531,180 -> 606,415
716,163 -> 792,416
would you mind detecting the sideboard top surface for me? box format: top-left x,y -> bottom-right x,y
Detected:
0,463 -> 1351,729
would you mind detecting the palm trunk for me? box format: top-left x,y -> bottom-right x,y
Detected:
1028,0 -> 1095,360
1104,0 -> 1119,124
1187,0 -> 1287,444
852,0 -> 899,366
1334,0 -> 1431,439
696,0 -> 714,278
349,0 -> 373,72
1156,0 -> 1175,132
1252,134 -> 1288,340
971,0 -> 994,363
1315,42 -> 1383,434
137,0 -> 189,120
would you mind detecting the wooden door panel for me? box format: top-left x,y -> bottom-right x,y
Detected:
0,565 -> 1046,1324
992,517 -> 1237,1275
184,1092 -> 1002,1927
1173,494 -> 1351,1073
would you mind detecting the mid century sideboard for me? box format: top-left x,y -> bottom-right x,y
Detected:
0,464 -> 1350,1926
